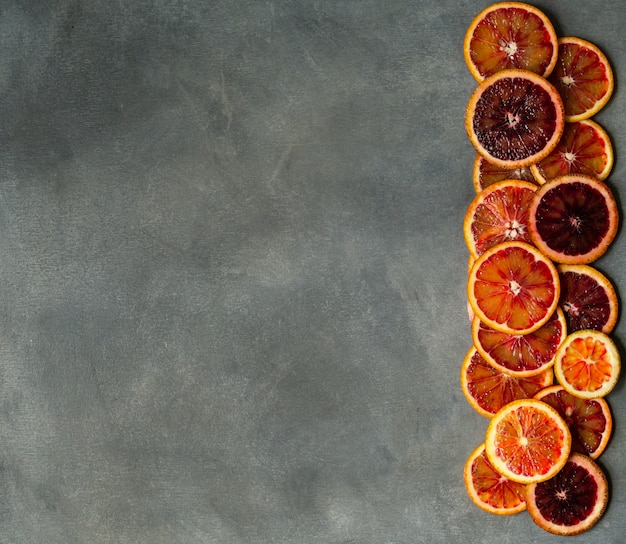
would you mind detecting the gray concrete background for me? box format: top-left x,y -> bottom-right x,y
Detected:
2,1 -> 626,542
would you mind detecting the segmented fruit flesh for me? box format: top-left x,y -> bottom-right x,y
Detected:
474,155 -> 537,192
559,335 -> 614,394
560,269 -> 614,332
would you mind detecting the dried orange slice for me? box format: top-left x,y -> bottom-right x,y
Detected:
531,119 -> 614,184
473,154 -> 537,193
464,179 -> 537,258
548,37 -> 614,122
463,2 -> 558,82
558,264 -> 619,334
485,398 -> 571,484
526,453 -> 608,536
464,443 -> 527,515
535,385 -> 612,459
461,347 -> 553,418
468,241 -> 560,335
466,69 -> 564,169
528,174 -> 619,265
554,329 -> 620,399
472,308 -> 566,378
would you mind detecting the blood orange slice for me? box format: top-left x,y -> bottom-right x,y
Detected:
463,2 -> 558,82
535,385 -> 612,459
466,69 -> 564,169
461,347 -> 553,418
464,443 -> 527,515
548,37 -> 614,122
558,264 -> 618,334
484,399 -> 571,484
531,119 -> 614,184
468,241 -> 560,335
554,329 -> 620,399
464,179 -> 537,258
528,174 -> 619,265
526,453 -> 608,536
472,308 -> 566,378
473,154 -> 537,193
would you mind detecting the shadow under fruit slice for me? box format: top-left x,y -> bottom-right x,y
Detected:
528,174 -> 619,265
468,241 -> 560,335
466,69 -> 564,169
526,453 -> 608,536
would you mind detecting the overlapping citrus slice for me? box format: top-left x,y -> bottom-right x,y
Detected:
484,398 -> 571,484
548,37 -> 614,122
463,2 -> 558,82
472,308 -> 566,378
473,155 -> 537,193
526,453 -> 609,536
528,174 -> 619,265
468,241 -> 560,335
554,329 -> 621,399
461,347 -> 553,417
464,443 -> 527,515
535,385 -> 612,459
464,179 -> 536,258
531,119 -> 614,184
558,264 -> 619,334
466,69 -> 565,169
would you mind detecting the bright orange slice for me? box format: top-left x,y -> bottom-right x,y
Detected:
473,154 -> 537,193
464,179 -> 537,258
464,443 -> 527,515
461,347 -> 553,417
463,2 -> 558,82
554,329 -> 620,399
535,385 -> 612,459
528,174 -> 619,265
472,308 -> 566,378
558,264 -> 619,334
548,37 -> 614,122
466,69 -> 564,169
526,453 -> 608,536
485,399 -> 571,484
468,241 -> 560,335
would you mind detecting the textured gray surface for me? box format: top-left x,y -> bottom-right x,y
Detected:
2,1 -> 626,542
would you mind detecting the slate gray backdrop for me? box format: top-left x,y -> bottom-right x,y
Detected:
2,1 -> 626,542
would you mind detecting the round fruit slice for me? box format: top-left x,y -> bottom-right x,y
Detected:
526,453 -> 608,536
528,174 -> 619,265
535,385 -> 612,459
464,179 -> 537,258
468,241 -> 560,335
463,2 -> 558,82
472,307 -> 566,378
464,443 -> 527,515
558,264 -> 618,334
461,347 -> 553,417
485,398 -> 571,484
531,119 -> 614,184
466,69 -> 565,169
554,329 -> 620,399
473,154 -> 537,193
548,37 -> 614,122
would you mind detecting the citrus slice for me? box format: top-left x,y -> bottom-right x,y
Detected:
484,398 -> 571,484
558,264 -> 618,334
463,2 -> 558,82
472,307 -> 566,378
553,329 -> 620,399
526,453 -> 609,536
548,37 -> 614,122
464,179 -> 537,258
461,347 -> 553,417
466,69 -> 565,169
531,119 -> 614,184
535,385 -> 612,459
528,174 -> 619,265
473,154 -> 537,193
468,241 -> 560,335
464,443 -> 527,515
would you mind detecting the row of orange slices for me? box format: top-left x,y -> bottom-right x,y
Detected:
460,2 -> 620,537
